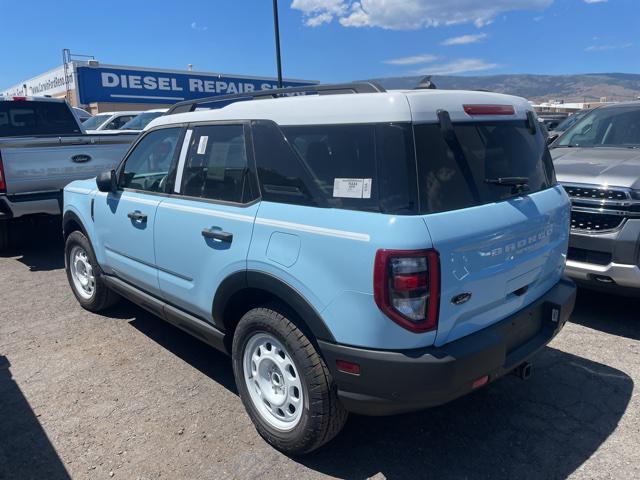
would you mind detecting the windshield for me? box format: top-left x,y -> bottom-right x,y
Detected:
557,106 -> 640,148
0,101 -> 82,137
120,111 -> 164,130
82,114 -> 111,130
415,121 -> 556,214
554,111 -> 587,132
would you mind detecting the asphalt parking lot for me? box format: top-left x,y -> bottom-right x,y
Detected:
1,222 -> 639,480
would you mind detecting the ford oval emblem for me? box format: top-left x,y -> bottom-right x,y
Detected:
451,292 -> 472,305
71,154 -> 92,163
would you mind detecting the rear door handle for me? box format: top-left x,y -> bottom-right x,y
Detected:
202,228 -> 233,243
127,210 -> 148,222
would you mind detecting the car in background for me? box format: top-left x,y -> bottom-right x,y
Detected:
117,108 -> 168,133
83,111 -> 141,132
0,96 -> 135,250
550,102 -> 640,295
72,107 -> 92,123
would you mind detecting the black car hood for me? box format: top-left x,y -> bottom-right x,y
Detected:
551,147 -> 640,189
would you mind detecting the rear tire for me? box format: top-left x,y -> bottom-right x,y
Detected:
65,230 -> 119,312
232,307 -> 348,455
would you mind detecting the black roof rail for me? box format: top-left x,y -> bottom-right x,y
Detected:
165,82 -> 387,115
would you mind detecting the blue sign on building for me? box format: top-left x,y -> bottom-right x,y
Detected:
76,66 -> 317,105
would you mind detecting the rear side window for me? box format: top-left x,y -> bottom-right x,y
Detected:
0,101 -> 81,137
415,121 -> 556,214
180,124 -> 250,203
252,121 -> 418,214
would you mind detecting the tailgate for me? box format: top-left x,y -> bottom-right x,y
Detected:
1,135 -> 132,195
425,186 -> 570,346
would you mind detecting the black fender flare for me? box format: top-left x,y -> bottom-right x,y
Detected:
212,270 -> 336,343
62,210 -> 89,239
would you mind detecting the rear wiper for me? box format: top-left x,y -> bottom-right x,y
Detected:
485,176 -> 530,195
437,109 -> 481,203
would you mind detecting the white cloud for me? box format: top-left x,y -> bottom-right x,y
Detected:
383,54 -> 439,65
585,42 -> 632,52
291,0 -> 347,26
583,0 -> 607,4
411,58 -> 499,75
441,33 -> 487,45
291,0 -> 553,30
190,22 -> 208,31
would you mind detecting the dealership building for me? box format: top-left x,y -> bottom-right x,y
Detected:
1,62 -> 317,113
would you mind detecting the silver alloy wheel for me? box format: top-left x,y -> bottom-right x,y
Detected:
69,245 -> 95,300
242,332 -> 304,431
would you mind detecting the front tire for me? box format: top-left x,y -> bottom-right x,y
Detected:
65,230 -> 119,311
232,307 -> 348,455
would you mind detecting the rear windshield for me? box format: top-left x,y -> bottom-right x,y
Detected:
0,101 -> 81,137
415,121 -> 556,214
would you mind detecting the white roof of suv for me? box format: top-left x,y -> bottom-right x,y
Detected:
148,89 -> 532,130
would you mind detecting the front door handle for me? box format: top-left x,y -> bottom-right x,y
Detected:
127,210 -> 148,222
202,228 -> 233,243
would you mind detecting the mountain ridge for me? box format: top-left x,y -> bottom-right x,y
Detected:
365,73 -> 640,103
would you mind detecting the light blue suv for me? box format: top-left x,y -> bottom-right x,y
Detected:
63,83 -> 576,454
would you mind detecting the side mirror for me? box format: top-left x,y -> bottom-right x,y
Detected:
96,169 -> 117,192
546,133 -> 559,145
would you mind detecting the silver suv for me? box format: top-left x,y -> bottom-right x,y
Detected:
551,102 -> 640,295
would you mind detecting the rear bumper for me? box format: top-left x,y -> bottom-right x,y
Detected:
319,278 -> 576,416
0,192 -> 62,220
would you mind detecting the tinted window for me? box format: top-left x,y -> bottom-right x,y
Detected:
252,121 -> 418,214
180,125 -> 249,203
415,121 -> 555,214
120,128 -> 182,193
0,101 -> 81,137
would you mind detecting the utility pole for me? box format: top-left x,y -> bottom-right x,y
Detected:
272,0 -> 283,88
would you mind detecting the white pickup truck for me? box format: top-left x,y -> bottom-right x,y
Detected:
0,96 -> 138,250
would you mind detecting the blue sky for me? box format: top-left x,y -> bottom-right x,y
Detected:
0,0 -> 637,88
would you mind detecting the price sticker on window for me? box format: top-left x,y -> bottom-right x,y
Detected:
333,178 -> 372,199
197,136 -> 208,155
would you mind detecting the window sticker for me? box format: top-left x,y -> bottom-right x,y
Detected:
197,135 -> 208,155
333,178 -> 373,199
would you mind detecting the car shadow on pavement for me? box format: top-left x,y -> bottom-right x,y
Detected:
1,219 -> 64,272
569,288 -> 640,341
0,355 -> 70,480
298,346 -> 633,480
115,299 -> 633,480
121,303 -> 238,394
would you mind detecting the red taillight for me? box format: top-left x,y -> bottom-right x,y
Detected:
463,104 -> 515,116
0,153 -> 5,193
374,249 -> 440,333
12,96 -> 27,102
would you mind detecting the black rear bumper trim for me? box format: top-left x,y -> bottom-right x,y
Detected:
318,278 -> 576,416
